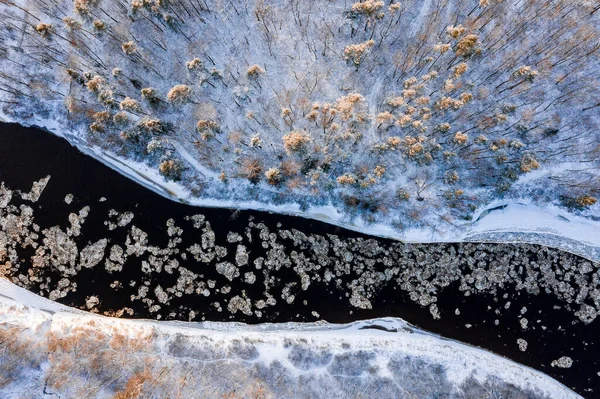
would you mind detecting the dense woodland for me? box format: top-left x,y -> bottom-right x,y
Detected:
0,0 -> 599,232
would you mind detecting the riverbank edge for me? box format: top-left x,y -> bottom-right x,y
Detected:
0,276 -> 581,398
2,114 -> 599,263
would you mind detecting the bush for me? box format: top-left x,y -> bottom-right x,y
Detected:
351,0 -> 384,16
265,168 -> 282,186
247,64 -> 265,78
282,131 -> 312,154
167,85 -> 192,104
519,154 -> 540,172
35,23 -> 52,38
337,174 -> 356,185
86,75 -> 105,92
396,187 -> 410,200
455,34 -> 479,57
343,40 -> 375,66
159,160 -> 183,181
93,20 -> 106,30
238,158 -> 263,183
576,195 -> 597,208
121,41 -> 136,55
141,87 -> 158,103
113,112 -> 129,125
453,132 -> 468,145
138,118 -> 167,134
74,0 -> 96,14
513,66 -> 538,82
120,97 -> 142,113
196,119 -> 220,134
187,58 -> 203,70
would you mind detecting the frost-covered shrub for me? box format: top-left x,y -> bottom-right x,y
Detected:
86,76 -> 105,93
453,63 -> 468,78
113,112 -> 129,126
520,154 -> 540,173
474,134 -> 488,144
159,159 -> 183,181
435,123 -> 451,133
396,188 -> 410,200
146,139 -> 163,153
351,0 -> 384,16
247,64 -> 264,78
121,41 -> 136,55
459,92 -> 473,103
443,188 -> 464,201
575,195 -> 597,208
446,25 -> 466,39
74,0 -> 95,14
455,34 -> 479,57
265,168 -> 282,186
512,66 -> 539,82
167,85 -> 191,104
337,174 -> 356,185
93,111 -> 110,123
283,131 -> 312,154
238,158 -> 263,183
97,89 -> 115,106
187,58 -> 203,70
389,3 -> 401,12
281,107 -> 293,125
434,42 -> 451,54
89,122 -> 104,133
138,118 -> 168,134
120,97 -> 142,113
141,87 -> 158,103
445,171 -> 460,184
250,134 -> 262,148
374,165 -> 385,178
93,20 -> 105,30
387,96 -> 405,108
376,112 -> 394,128
453,132 -> 468,145
62,17 -> 81,30
196,120 -> 220,135
343,40 -> 375,66
335,93 -> 365,121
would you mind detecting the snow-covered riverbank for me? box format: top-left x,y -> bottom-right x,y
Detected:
3,115 -> 600,262
0,277 -> 580,398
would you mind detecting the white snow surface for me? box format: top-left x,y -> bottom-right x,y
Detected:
0,277 -> 580,399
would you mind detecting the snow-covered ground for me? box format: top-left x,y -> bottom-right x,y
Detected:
0,277 -> 580,398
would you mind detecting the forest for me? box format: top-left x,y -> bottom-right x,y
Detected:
0,0 -> 599,232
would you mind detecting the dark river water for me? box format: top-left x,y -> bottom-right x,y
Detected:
0,122 -> 598,396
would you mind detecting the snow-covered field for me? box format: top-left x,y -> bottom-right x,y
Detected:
0,277 -> 580,398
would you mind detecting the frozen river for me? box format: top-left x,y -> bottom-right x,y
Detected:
0,122 -> 598,395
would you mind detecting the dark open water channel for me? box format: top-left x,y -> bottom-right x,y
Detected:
0,122 -> 599,396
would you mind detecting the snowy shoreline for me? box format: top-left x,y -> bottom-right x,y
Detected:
3,116 -> 600,262
0,119 -> 590,399
0,277 -> 581,398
